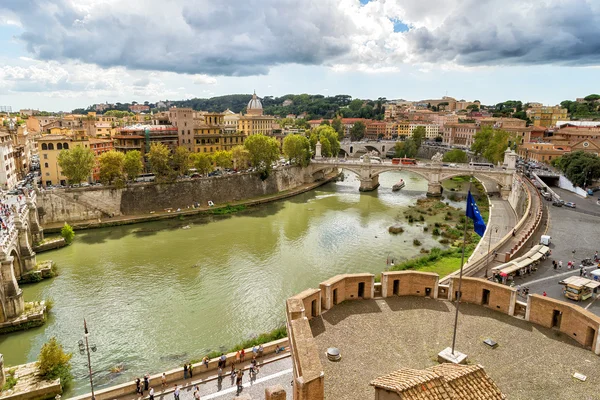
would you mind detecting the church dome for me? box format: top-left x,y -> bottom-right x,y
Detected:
247,91 -> 263,115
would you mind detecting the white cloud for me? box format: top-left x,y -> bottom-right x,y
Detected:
193,75 -> 217,85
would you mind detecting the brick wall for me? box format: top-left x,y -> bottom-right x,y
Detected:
319,273 -> 375,310
381,271 -> 438,298
450,277 -> 516,315
291,289 -> 321,320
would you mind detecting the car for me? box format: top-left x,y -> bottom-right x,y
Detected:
552,201 -> 563,207
565,202 -> 576,208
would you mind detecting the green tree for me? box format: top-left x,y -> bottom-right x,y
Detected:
411,126 -> 426,149
213,150 -> 233,169
319,120 -> 330,126
191,153 -> 213,175
553,151 -> 600,187
471,125 -> 494,156
442,149 -> 468,163
584,94 -> 600,102
244,134 -> 281,178
283,134 -> 311,166
57,146 -> 95,185
331,117 -> 344,140
37,337 -> 73,389
348,99 -> 363,112
60,223 -> 75,244
148,143 -> 172,179
350,121 -> 366,141
231,145 -> 250,170
310,125 -> 340,157
98,150 -> 125,184
394,139 -> 418,158
172,146 -> 191,175
123,150 -> 144,180
483,129 -> 513,164
466,104 -> 479,112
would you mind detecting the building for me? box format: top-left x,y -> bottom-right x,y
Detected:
0,128 -> 17,189
527,106 -> 568,128
129,104 -> 151,113
117,125 -> 179,154
89,138 -> 114,182
94,103 -> 113,112
238,92 -> 275,136
169,107 -> 196,151
223,109 -> 240,134
365,121 -> 387,140
38,134 -> 90,187
416,96 -> 480,112
409,123 -> 439,139
370,364 -> 505,400
19,109 -> 39,117
517,142 -> 569,163
194,113 -> 227,154
397,121 -> 411,137
551,125 -> 600,145
94,123 -> 116,138
443,123 -> 479,147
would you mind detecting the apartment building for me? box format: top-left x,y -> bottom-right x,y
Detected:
527,106 -> 568,128
38,134 -> 90,187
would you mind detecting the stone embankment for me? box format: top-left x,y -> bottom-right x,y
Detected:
40,167 -> 335,231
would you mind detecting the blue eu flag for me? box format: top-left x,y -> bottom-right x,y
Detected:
466,191 -> 486,237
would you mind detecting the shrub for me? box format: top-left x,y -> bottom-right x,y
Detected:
45,297 -> 54,312
439,238 -> 450,244
413,239 -> 422,246
419,215 -> 425,222
444,215 -> 452,221
60,223 -> 75,245
2,369 -> 17,391
408,216 -> 414,223
432,228 -> 441,236
423,226 -> 429,232
37,337 -> 73,389
434,222 -> 441,228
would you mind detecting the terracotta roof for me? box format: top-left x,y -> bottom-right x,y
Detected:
370,364 -> 505,400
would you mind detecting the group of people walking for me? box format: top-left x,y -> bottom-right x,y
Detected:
135,374 -> 154,399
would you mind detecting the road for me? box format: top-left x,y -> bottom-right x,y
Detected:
507,187 -> 600,316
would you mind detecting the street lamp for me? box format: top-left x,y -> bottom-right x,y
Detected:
485,224 -> 500,278
78,319 -> 97,400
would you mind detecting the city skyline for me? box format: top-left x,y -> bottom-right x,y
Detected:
1,0 -> 599,111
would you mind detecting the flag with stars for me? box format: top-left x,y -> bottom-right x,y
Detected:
466,191 -> 486,237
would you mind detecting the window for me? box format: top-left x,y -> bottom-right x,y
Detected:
188,130 -> 190,135
57,143 -> 63,150
182,130 -> 185,136
45,163 -> 48,168
42,143 -> 48,150
48,143 -> 54,150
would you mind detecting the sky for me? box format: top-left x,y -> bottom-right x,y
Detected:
0,0 -> 599,112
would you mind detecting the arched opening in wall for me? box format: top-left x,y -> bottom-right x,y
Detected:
41,143 -> 48,150
48,143 -> 54,150
382,145 -> 385,153
338,148 -> 349,158
10,249 -> 22,280
350,146 -> 353,154
364,145 -> 381,155
57,143 -> 63,150
63,143 -> 69,150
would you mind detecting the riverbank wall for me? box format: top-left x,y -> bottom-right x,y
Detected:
38,167 -> 308,226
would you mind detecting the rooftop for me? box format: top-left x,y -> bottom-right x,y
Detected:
309,297 -> 600,400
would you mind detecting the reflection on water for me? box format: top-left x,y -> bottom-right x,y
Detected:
0,171 -> 460,395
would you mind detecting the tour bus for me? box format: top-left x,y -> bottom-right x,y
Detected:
135,173 -> 156,183
469,162 -> 494,168
400,158 -> 417,165
560,276 -> 600,301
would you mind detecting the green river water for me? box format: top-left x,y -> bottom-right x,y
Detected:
0,172 -> 467,396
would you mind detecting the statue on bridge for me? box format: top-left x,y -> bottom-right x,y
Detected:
431,152 -> 444,164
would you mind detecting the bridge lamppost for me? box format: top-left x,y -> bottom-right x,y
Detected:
78,319 -> 97,400
485,225 -> 500,278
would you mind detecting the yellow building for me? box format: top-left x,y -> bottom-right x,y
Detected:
38,134 -> 91,187
527,106 -> 568,128
238,92 -> 275,135
397,121 -> 411,137
194,113 -> 226,154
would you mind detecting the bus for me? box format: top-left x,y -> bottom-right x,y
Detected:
469,162 -> 494,168
135,173 -> 156,183
400,158 -> 417,165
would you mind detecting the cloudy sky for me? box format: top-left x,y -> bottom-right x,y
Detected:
1,0 -> 599,111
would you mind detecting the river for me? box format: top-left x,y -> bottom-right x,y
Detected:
0,171 -> 466,396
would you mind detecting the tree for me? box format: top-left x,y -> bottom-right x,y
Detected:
553,151 -> 600,187
584,94 -> 600,102
442,149 -> 468,163
331,117 -> 344,140
123,150 -> 144,180
231,145 -> 250,170
471,126 -> 494,156
348,99 -> 363,112
60,223 -> 75,244
37,337 -> 73,389
394,139 -> 417,158
57,146 -> 95,185
147,143 -> 172,179
213,150 -> 233,169
350,121 -> 366,141
190,153 -> 213,175
98,150 -> 125,184
310,125 -> 340,157
483,129 -> 513,164
172,146 -> 191,174
283,134 -> 311,166
319,120 -> 330,126
466,104 -> 480,112
244,134 -> 281,178
411,126 -> 426,149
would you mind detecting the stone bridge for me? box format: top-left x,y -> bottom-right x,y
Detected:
0,192 -> 43,325
307,150 -> 518,198
339,141 -> 395,157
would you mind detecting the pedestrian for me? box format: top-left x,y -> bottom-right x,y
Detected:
236,369 -> 244,393
220,353 -> 226,367
161,373 -> 167,389
218,367 -> 223,384
174,384 -> 180,400
135,378 -> 141,395
184,364 -> 188,380
230,365 -> 236,386
258,344 -> 264,358
193,387 -> 200,400
235,350 -> 241,363
149,387 -> 155,400
580,265 -> 584,276
240,348 -> 246,362
543,291 -> 547,296
595,251 -> 599,262
202,356 -> 209,368
512,229 -> 516,237
188,363 -> 193,379
252,345 -> 258,358
144,374 -> 149,391
567,260 -> 572,269
553,260 -> 557,270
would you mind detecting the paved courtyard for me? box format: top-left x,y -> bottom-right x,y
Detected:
309,297 -> 600,400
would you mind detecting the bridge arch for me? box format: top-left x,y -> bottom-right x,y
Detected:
371,167 -> 431,182
8,247 -> 22,280
310,164 -> 363,178
364,145 -> 381,155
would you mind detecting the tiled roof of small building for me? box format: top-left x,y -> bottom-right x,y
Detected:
370,364 -> 505,400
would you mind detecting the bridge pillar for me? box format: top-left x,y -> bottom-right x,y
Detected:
427,182 -> 443,197
359,175 -> 380,192
0,257 -> 24,322
27,198 -> 44,243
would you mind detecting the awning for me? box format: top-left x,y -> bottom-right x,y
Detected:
585,281 -> 600,289
538,245 -> 550,255
530,252 -> 544,261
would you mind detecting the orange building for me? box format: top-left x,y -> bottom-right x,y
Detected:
89,138 -> 114,182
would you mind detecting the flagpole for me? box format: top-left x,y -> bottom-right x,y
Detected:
451,177 -> 472,355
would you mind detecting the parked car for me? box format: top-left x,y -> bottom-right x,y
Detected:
564,202 -> 576,208
552,201 -> 563,207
